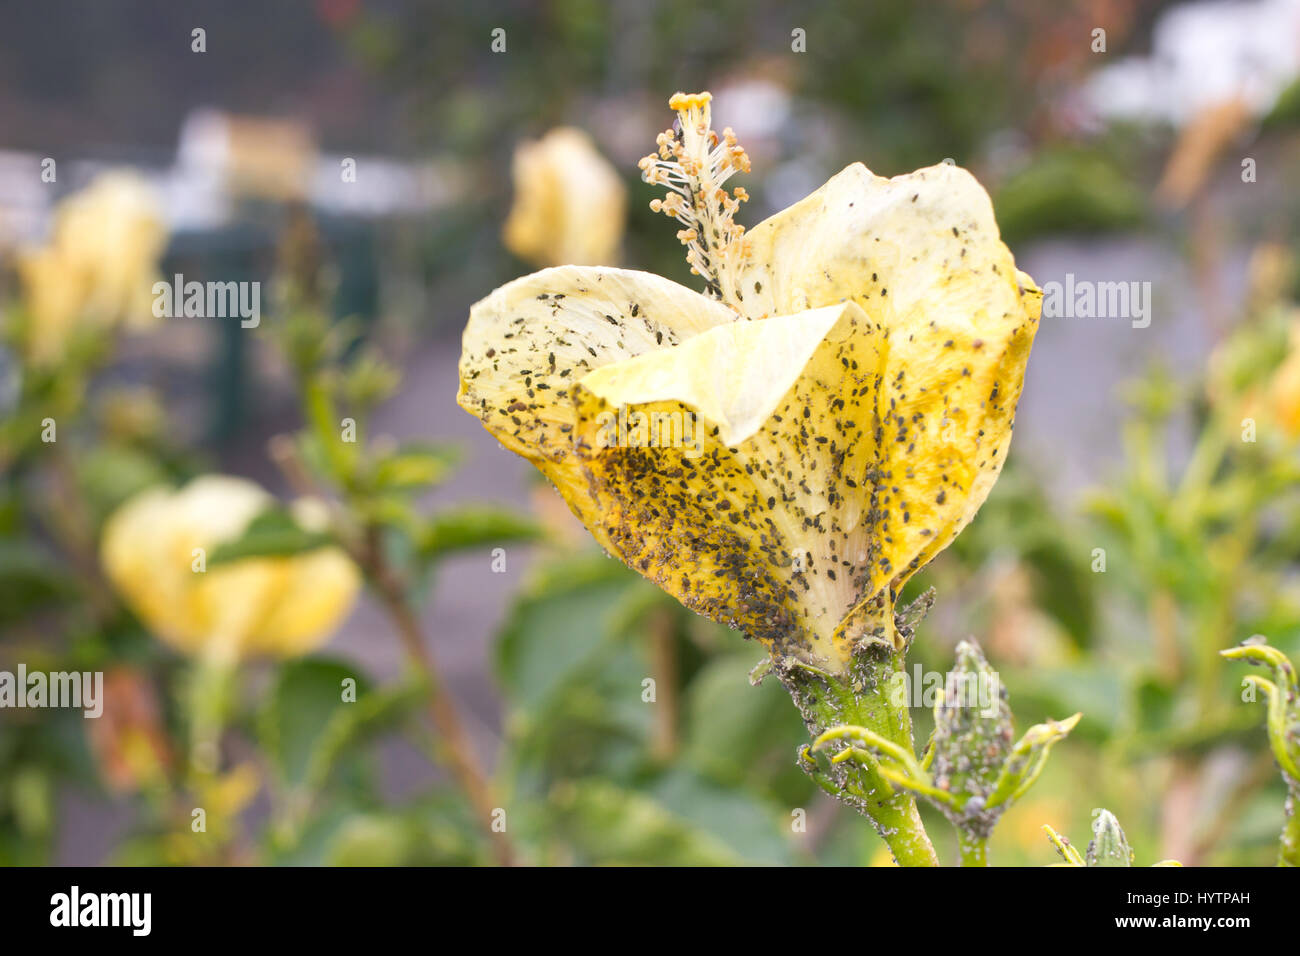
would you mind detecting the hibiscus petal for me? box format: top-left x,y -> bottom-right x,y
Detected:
737,161 -> 1042,633
502,128 -> 627,268
101,478 -> 271,654
459,166 -> 1040,672
246,550 -> 362,657
571,301 -> 885,665
100,476 -> 359,660
457,265 -> 737,545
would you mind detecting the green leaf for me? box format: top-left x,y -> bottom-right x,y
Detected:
494,553 -> 637,714
326,815 -> 418,867
648,768 -> 797,865
340,350 -> 401,414
503,646 -> 655,797
993,146 -> 1145,246
259,658 -> 419,791
0,539 -> 77,625
207,508 -> 335,566
493,555 -> 667,796
354,494 -> 420,532
371,442 -> 461,491
73,446 -> 170,526
682,653 -> 807,790
271,792 -> 486,866
548,777 -> 745,865
419,506 -> 542,562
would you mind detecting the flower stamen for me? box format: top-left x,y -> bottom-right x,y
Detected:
639,91 -> 752,311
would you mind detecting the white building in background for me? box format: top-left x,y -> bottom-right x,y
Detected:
0,150 -> 53,247
0,108 -> 459,246
1086,0 -> 1300,125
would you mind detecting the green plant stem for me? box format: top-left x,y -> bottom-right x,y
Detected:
364,530 -> 516,867
270,434 -> 515,866
847,652 -> 940,867
647,606 -> 680,761
784,642 -> 940,867
1281,787 -> 1300,867
188,649 -> 237,779
957,829 -> 988,867
876,791 -> 941,867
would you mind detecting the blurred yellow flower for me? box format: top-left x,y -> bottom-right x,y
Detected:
1244,241 -> 1293,313
16,171 -> 167,365
1269,322 -> 1300,437
1205,244 -> 1300,439
100,475 -> 360,661
460,93 -> 1041,672
503,127 -> 626,267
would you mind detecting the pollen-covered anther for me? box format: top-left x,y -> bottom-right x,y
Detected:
668,91 -> 713,112
639,91 -> 752,311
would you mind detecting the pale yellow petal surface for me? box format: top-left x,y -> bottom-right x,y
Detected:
457,265 -> 738,546
738,162 -> 1042,603
16,171 -> 167,364
51,171 -> 167,329
503,128 -> 626,268
572,301 -> 886,666
459,161 -> 1040,670
248,550 -> 363,656
101,476 -> 359,659
16,246 -> 84,365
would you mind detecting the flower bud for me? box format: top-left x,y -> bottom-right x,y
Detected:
930,640 -> 1013,811
1086,809 -> 1134,867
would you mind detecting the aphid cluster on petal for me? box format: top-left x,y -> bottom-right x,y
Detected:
460,93 -> 1041,673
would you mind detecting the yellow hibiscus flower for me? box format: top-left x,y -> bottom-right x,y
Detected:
1268,320 -> 1300,438
17,171 -> 168,365
460,92 -> 1041,673
100,475 -> 360,661
503,127 -> 627,267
